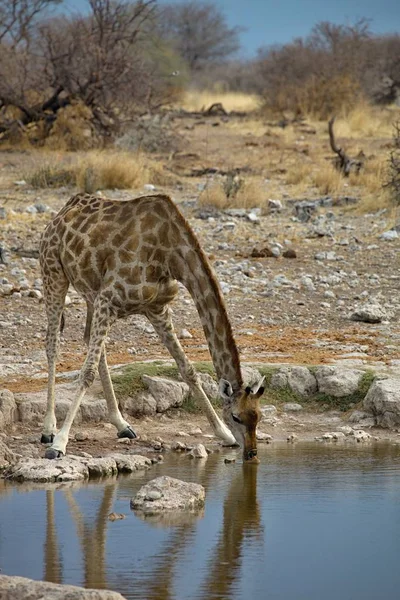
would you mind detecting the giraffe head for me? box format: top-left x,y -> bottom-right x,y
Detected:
219,378 -> 265,464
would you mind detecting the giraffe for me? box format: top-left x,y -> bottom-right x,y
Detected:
39,193 -> 264,462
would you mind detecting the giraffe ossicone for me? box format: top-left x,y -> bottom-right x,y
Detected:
39,193 -> 264,462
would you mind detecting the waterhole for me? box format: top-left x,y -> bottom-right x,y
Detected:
1,442 -> 400,600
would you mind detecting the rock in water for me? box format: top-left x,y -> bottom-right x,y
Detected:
0,574 -> 127,599
130,475 -> 205,515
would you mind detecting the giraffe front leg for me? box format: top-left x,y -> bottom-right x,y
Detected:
45,299 -> 114,459
147,308 -> 237,446
41,281 -> 68,445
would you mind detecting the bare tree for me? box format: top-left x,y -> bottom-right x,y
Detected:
159,1 -> 241,72
0,0 -> 61,47
0,0 -> 185,143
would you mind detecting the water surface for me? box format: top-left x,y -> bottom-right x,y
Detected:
1,443 -> 400,600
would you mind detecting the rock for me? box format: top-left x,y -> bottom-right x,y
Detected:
348,410 -> 375,425
189,444 -> 208,458
198,372 -> 219,400
188,427 -> 203,436
172,441 -> 187,451
287,433 -> 298,443
322,431 -> 345,441
314,366 -> 363,397
336,425 -> 354,435
379,229 -> 398,240
256,431 -> 272,442
268,199 -> 283,211
224,457 -> 236,464
0,574 -> 126,599
80,399 -> 108,423
178,328 -> 193,339
241,366 -> 262,387
363,379 -> 400,428
86,457 -> 118,478
260,405 -> 277,417
108,512 -> 126,521
142,375 -> 189,412
0,440 -> 18,470
288,367 -> 317,397
111,454 -> 152,473
130,476 -> 205,514
353,430 -> 372,442
283,403 -> 303,412
351,304 -> 387,324
0,389 -> 17,431
282,248 -> 297,259
5,457 -> 90,482
270,366 -> 317,398
75,431 -> 89,442
123,391 -> 157,417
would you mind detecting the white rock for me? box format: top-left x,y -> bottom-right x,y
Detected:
351,304 -> 387,324
379,229 -> 398,240
0,575 -> 126,599
315,366 -> 363,397
142,375 -> 189,412
130,476 -> 205,514
363,378 -> 400,428
189,444 -> 208,458
178,328 -> 193,339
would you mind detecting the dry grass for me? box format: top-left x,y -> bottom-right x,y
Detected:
25,150 -> 172,191
334,103 -> 400,139
198,177 -> 266,209
311,163 -> 344,195
180,91 -> 260,113
285,162 -> 313,185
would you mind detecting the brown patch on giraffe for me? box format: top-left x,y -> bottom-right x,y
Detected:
89,224 -> 111,247
81,268 -> 101,290
70,237 -> 85,257
118,249 -> 132,264
125,235 -> 140,253
79,250 -> 92,272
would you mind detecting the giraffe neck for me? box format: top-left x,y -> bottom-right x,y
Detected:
169,223 -> 243,391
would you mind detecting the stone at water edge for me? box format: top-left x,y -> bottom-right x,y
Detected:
0,574 -> 127,599
363,379 -> 400,428
131,476 -> 205,514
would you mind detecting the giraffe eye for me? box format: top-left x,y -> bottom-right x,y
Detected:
232,414 -> 243,424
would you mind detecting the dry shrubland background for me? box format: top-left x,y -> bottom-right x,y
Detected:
0,0 -> 400,210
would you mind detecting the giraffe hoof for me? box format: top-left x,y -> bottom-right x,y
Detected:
117,426 -> 137,440
45,448 -> 64,460
41,434 -> 55,444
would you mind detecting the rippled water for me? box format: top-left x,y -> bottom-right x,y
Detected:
1,443 -> 400,600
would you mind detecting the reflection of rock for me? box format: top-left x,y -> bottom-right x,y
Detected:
5,454 -> 152,482
135,507 -> 205,528
0,574 -> 127,599
131,475 -> 205,515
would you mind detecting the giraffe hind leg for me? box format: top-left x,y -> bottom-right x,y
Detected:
85,303 -> 136,439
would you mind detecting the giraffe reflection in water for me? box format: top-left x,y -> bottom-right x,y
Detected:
44,483 -> 116,590
44,463 -> 261,599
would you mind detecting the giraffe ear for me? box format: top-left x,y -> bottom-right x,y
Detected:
219,379 -> 234,401
250,376 -> 266,398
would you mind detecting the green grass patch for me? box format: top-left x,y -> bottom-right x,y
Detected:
112,362 -> 179,400
112,362 -> 376,414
